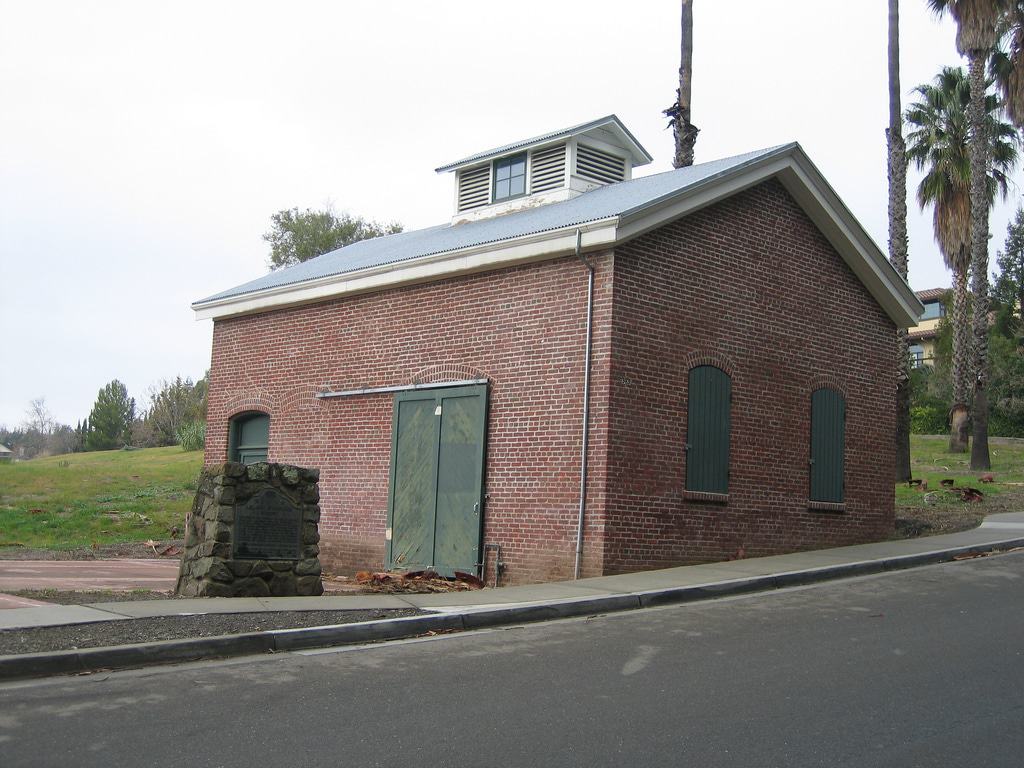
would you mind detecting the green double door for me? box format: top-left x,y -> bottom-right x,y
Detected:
386,385 -> 487,576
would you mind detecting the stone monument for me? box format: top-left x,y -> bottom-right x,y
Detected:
175,462 -> 324,597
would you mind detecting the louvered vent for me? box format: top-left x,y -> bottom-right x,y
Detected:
576,144 -> 626,185
458,165 -> 490,212
529,143 -> 566,194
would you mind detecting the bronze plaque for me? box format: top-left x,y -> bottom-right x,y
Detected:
233,488 -> 303,560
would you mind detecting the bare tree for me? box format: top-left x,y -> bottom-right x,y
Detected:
23,397 -> 55,436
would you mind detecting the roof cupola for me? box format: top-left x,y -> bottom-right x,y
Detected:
436,115 -> 652,224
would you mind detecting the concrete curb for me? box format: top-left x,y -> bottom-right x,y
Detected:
2,537 -> 1022,682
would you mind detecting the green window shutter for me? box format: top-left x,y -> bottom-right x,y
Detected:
685,366 -> 731,494
810,389 -> 845,503
229,412 -> 270,465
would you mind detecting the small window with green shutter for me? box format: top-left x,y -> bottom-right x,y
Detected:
229,412 -> 270,465
685,365 -> 731,497
809,388 -> 845,504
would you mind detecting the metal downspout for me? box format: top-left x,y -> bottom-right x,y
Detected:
574,229 -> 594,579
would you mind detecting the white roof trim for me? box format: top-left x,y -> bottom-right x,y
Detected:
193,221 -> 619,321
194,144 -> 923,327
613,147 -> 922,327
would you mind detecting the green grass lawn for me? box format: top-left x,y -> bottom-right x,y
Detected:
0,447 -> 203,549
897,435 -> 1024,505
893,434 -> 1024,537
0,437 -> 1019,552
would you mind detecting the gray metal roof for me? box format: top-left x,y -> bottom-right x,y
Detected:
196,144 -> 791,306
434,114 -> 653,172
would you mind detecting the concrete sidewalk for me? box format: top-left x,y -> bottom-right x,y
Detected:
2,512 -> 1023,680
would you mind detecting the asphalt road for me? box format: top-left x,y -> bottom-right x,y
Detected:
2,551 -> 1023,768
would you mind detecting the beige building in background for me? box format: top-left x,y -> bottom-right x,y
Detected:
907,288 -> 947,367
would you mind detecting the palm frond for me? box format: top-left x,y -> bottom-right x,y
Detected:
904,64 -> 1020,271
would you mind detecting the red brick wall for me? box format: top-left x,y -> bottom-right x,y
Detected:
204,177 -> 898,584
603,179 -> 897,572
206,254 -> 613,584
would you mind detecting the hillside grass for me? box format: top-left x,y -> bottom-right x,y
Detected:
0,447 -> 203,549
0,436 -> 1018,552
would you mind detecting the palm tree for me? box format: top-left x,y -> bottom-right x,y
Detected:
905,66 -> 1018,452
990,3 -> 1024,126
888,0 -> 912,481
664,0 -> 698,168
928,0 -> 1008,469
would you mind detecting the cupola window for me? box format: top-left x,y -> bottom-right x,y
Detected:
493,153 -> 527,202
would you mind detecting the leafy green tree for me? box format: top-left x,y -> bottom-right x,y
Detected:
908,365 -> 950,434
904,65 -> 1017,451
263,206 -> 402,270
73,419 -> 88,453
988,331 -> 1024,435
85,380 -> 136,451
145,375 -> 208,446
993,206 -> 1024,338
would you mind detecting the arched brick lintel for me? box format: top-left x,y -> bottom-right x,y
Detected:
223,393 -> 275,421
683,351 -> 735,378
410,363 -> 492,386
808,374 -> 848,399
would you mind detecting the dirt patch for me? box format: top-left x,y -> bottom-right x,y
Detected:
0,540 -> 185,561
0,608 -> 421,656
893,482 -> 1024,540
8,589 -> 178,605
892,506 -> 986,539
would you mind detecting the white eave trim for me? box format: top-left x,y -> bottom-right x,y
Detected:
614,149 -> 923,328
192,220 -> 619,321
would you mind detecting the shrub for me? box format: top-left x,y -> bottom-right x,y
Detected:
990,410 -> 1024,438
910,403 -> 947,435
177,421 -> 206,452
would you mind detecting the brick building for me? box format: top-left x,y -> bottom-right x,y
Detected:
194,116 -> 922,585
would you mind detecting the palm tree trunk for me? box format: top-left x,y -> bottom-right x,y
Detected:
888,0 -> 912,481
967,50 -> 992,470
950,267 -> 971,452
671,0 -> 698,168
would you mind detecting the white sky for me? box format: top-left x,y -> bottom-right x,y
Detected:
1,1 -> 1021,428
